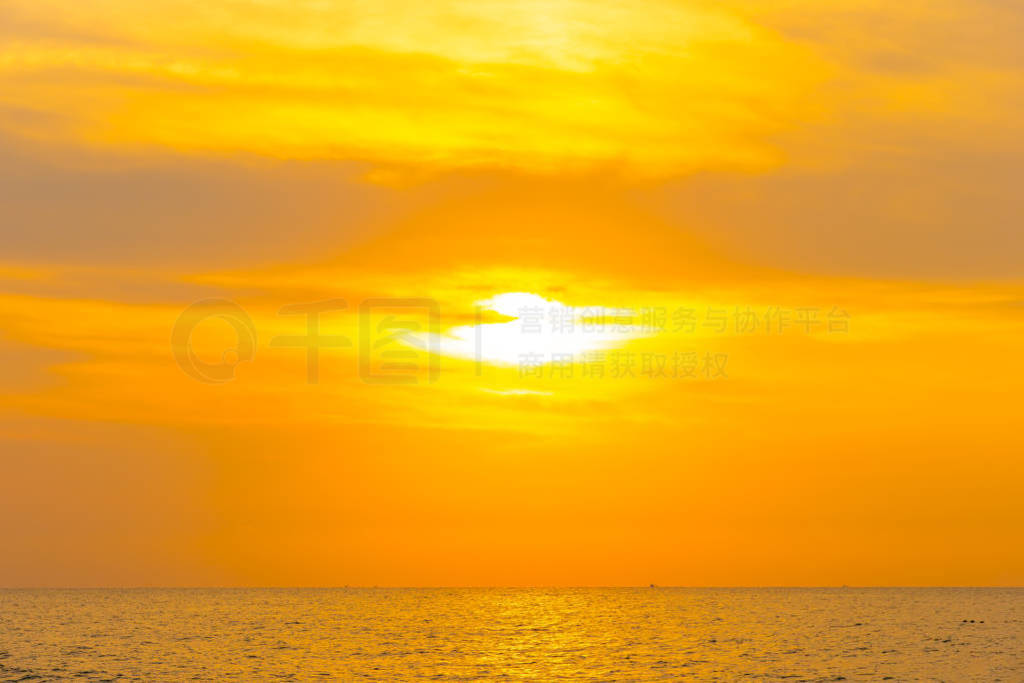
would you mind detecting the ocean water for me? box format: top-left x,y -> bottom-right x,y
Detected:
0,588 -> 1021,681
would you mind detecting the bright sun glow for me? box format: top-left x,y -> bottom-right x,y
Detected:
424,292 -> 638,366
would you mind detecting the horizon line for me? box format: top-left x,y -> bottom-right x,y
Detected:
3,585 -> 1022,590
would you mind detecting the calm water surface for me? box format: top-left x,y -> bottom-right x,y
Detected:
1,588 -> 1021,681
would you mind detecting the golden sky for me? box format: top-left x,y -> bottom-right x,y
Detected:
1,0 -> 1022,586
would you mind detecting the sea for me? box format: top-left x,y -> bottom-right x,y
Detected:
1,588 -> 1021,681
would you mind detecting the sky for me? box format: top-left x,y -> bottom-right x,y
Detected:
1,0 -> 1022,587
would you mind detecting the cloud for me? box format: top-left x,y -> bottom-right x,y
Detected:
0,0 -> 828,176
0,131 -> 394,267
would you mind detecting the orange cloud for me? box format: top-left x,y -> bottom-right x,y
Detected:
0,0 -> 830,176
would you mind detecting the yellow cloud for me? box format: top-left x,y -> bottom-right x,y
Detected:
0,0 -> 828,176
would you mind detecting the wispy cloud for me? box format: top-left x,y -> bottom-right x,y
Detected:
0,0 -> 829,176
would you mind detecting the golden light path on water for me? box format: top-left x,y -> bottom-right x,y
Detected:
1,588 -> 1021,680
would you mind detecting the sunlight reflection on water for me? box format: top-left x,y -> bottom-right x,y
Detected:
1,588 -> 1021,681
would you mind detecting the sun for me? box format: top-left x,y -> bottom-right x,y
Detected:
426,292 -> 638,366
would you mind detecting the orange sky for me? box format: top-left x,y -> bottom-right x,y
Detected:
1,0 -> 1023,587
